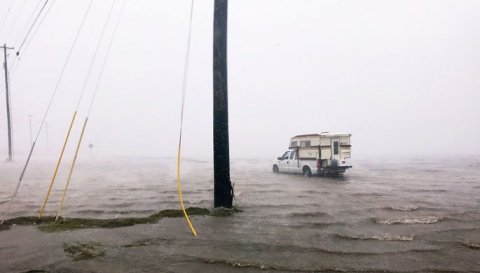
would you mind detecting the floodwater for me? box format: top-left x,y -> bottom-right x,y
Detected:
0,156 -> 479,272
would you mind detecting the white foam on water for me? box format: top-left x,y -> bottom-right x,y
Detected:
376,216 -> 445,225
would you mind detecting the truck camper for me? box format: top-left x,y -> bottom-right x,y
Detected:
273,133 -> 352,176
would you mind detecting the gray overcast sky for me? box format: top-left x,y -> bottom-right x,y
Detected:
0,0 -> 479,161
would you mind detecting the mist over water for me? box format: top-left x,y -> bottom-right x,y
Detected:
1,156 -> 479,272
0,1 -> 479,272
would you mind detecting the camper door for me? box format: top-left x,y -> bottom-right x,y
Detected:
331,139 -> 341,162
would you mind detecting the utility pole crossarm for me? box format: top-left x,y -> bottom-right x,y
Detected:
0,45 -> 14,50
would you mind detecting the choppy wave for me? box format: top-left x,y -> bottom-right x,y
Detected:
405,189 -> 448,193
352,192 -> 389,197
200,257 -> 343,272
375,216 -> 445,224
335,233 -> 415,241
201,240 -> 440,260
305,222 -> 347,228
463,242 -> 480,250
198,255 -> 450,272
385,205 -> 420,211
288,212 -> 331,218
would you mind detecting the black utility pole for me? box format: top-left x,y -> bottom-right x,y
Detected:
213,0 -> 233,208
2,44 -> 14,161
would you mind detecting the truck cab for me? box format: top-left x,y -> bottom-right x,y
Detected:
273,149 -> 316,176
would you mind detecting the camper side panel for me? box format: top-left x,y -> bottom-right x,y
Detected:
320,137 -> 331,160
340,136 -> 351,160
298,148 -> 318,159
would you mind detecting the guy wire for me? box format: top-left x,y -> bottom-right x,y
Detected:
177,0 -> 197,237
38,0 -> 96,219
55,0 -> 122,221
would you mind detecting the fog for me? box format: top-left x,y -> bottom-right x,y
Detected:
0,0 -> 479,161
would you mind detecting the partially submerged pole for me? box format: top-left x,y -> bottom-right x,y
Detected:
2,44 -> 14,161
213,0 -> 233,208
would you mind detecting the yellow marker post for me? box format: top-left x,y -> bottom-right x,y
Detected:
177,142 -> 197,236
55,117 -> 88,221
39,111 -> 77,219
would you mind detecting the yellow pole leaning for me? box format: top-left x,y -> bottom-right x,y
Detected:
55,117 -> 88,221
39,110 -> 77,219
175,0 -> 197,237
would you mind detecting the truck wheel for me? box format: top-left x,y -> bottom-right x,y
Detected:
303,166 -> 312,177
273,165 -> 279,173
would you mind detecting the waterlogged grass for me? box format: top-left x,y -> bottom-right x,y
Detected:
463,242 -> 480,250
63,242 -> 106,261
123,239 -> 153,248
1,207 -> 211,232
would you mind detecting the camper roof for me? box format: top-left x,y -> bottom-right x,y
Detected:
292,133 -> 351,139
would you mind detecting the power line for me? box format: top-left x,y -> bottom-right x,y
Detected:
8,0 -> 54,75
87,0 -> 125,116
13,0 -> 44,47
0,0 -> 15,37
5,0 -> 27,43
15,0 -> 50,56
75,0 -> 117,111
36,0 -> 93,142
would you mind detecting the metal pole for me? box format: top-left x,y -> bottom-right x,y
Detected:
213,0 -> 233,208
2,44 -> 14,161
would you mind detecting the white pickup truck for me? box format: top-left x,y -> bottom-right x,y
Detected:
272,133 -> 352,176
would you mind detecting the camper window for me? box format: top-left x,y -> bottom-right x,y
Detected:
333,141 -> 339,155
290,141 -> 297,148
300,141 -> 311,147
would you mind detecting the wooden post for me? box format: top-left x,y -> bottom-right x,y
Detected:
213,0 -> 233,208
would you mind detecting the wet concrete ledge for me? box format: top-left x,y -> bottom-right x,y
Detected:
1,207 -> 214,232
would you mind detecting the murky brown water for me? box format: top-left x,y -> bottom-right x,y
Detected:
1,156 -> 479,272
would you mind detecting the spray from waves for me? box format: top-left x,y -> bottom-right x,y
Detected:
375,216 -> 445,224
335,233 -> 415,241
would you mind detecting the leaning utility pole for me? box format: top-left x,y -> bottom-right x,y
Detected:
2,44 -> 14,161
213,0 -> 233,208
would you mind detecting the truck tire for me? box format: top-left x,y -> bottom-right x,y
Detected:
303,166 -> 312,177
273,165 -> 279,173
